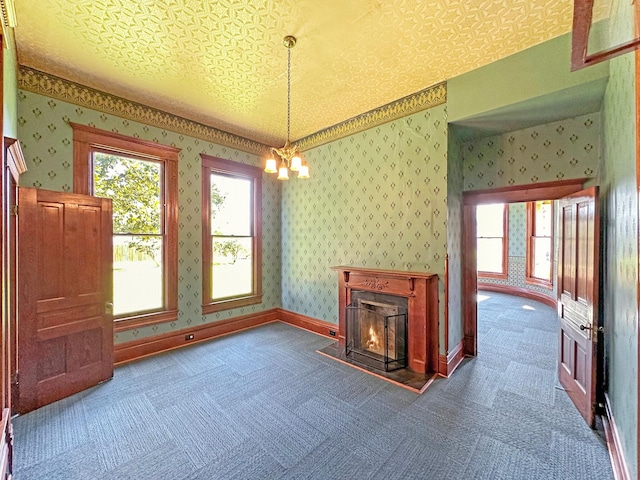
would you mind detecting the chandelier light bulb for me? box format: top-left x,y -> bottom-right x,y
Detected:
290,155 -> 302,171
298,164 -> 309,179
277,166 -> 289,180
264,158 -> 277,174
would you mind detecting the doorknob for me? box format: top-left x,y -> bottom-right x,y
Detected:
105,302 -> 114,315
580,324 -> 604,333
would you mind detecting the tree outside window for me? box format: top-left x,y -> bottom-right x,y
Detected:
201,155 -> 262,313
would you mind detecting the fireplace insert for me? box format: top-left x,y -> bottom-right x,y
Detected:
345,292 -> 408,372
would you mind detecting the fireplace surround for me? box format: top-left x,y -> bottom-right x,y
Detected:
331,266 -> 439,375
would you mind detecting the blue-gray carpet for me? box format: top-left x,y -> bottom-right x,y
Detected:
13,292 -> 613,479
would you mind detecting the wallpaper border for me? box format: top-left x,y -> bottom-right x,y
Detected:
18,65 -> 269,156
296,82 -> 447,151
18,65 -> 446,155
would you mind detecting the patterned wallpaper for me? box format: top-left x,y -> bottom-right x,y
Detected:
281,104 -> 449,354
17,90 -> 282,345
478,202 -> 556,300
446,128 -> 464,352
462,112 -> 601,190
508,203 -> 526,258
602,51 -> 638,479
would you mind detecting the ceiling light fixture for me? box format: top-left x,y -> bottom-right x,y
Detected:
264,35 -> 309,180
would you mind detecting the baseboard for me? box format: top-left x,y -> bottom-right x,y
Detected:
477,283 -> 556,309
276,309 -> 337,339
438,340 -> 465,377
114,309 -> 279,365
602,393 -> 632,480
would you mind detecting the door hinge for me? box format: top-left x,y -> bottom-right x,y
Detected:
9,205 -> 17,216
10,372 -> 17,385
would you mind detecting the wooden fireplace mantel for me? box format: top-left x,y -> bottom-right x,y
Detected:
331,266 -> 439,374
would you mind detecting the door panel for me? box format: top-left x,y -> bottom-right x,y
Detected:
557,186 -> 599,426
18,188 -> 113,413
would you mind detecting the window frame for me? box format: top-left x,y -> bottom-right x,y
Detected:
525,200 -> 554,289
476,203 -> 509,280
71,123 -> 180,331
201,154 -> 262,314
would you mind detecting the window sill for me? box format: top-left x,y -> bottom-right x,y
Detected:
477,272 -> 508,280
203,295 -> 263,314
525,277 -> 553,289
114,309 -> 179,333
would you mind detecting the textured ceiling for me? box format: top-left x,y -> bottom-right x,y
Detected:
14,0 -> 574,146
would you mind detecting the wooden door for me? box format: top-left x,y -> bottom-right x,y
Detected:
17,188 -> 113,413
557,186 -> 599,426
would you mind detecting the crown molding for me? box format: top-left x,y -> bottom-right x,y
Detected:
296,82 -> 447,151
17,66 -> 269,156
18,65 -> 447,156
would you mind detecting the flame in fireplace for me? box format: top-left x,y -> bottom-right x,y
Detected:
366,326 -> 381,351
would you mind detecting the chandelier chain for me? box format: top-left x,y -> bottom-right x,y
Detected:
287,43 -> 291,144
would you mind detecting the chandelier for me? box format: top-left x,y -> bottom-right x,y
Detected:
264,35 -> 309,180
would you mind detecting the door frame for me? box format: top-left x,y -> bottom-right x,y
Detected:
462,178 -> 588,356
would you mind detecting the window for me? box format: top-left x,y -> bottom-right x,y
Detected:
72,123 -> 179,330
201,154 -> 262,313
476,203 -> 508,279
526,200 -> 554,287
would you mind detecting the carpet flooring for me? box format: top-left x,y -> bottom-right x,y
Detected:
13,292 -> 613,479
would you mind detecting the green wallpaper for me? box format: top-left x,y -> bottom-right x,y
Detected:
446,126 -> 464,352
281,105 -> 449,354
602,52 -> 638,479
17,90 -> 282,345
462,112 -> 601,190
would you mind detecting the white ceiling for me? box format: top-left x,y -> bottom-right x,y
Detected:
13,0 -> 575,146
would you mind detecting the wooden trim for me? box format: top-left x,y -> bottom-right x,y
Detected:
114,309 -> 279,365
438,340 -> 464,378
463,178 -> 587,205
5,139 -> 26,183
571,0 -> 640,71
463,179 -> 586,359
200,154 -> 263,313
477,283 -> 557,309
276,309 -> 336,338
603,393 -> 632,480
71,123 -> 179,327
113,309 -> 179,333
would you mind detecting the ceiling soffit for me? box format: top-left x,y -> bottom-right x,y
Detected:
13,0 -> 574,146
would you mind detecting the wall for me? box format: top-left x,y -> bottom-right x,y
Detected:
3,38 -> 17,139
447,32 -> 609,124
461,112 -> 601,190
601,39 -> 639,480
17,90 -> 282,344
446,125 -> 464,352
281,104 -> 449,354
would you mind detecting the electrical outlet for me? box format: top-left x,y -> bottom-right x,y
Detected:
185,334 -> 194,341
329,330 -> 336,337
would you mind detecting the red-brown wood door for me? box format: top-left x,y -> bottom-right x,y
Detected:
557,186 -> 599,426
17,188 -> 113,413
